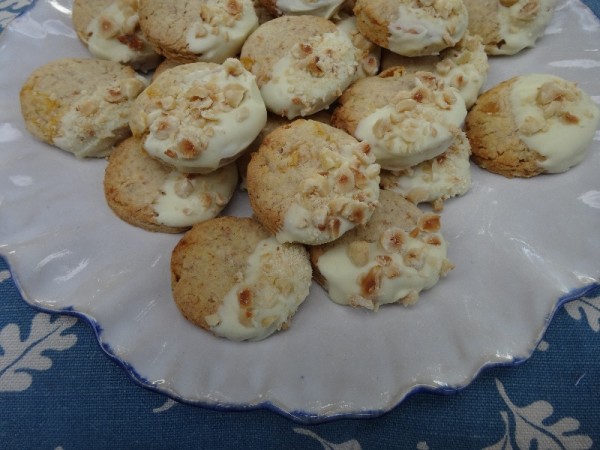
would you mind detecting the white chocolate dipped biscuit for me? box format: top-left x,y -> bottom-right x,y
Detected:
73,0 -> 162,71
509,74 -> 600,173
463,0 -> 558,55
171,216 -> 312,341
240,15 -> 359,119
20,57 -> 148,158
466,73 -> 599,177
381,33 -> 489,108
139,0 -> 258,63
380,130 -> 472,211
310,190 -> 454,311
104,136 -> 237,233
354,0 -> 468,57
333,69 -> 467,171
130,58 -> 267,173
247,119 -> 380,245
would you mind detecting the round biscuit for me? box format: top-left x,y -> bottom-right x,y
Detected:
309,190 -> 454,310
465,74 -> 600,177
462,0 -> 557,55
129,58 -> 267,174
104,136 -> 238,233
138,0 -> 259,63
240,15 -> 358,118
171,216 -> 312,341
353,0 -> 468,57
20,57 -> 147,158
331,67 -> 467,170
246,119 -> 380,245
72,0 -> 161,71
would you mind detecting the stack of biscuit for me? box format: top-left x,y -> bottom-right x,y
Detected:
19,0 -> 599,341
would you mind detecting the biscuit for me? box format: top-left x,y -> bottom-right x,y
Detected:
309,190 -> 454,311
20,57 -> 147,158
246,119 -> 380,245
240,15 -> 358,119
381,33 -> 488,108
72,0 -> 162,71
129,58 -> 267,174
465,73 -> 600,178
257,0 -> 346,18
331,67 -> 467,170
462,0 -> 557,55
380,130 -> 471,211
353,0 -> 468,57
171,216 -> 312,341
138,0 -> 259,63
104,136 -> 238,233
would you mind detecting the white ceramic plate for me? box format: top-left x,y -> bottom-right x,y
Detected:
1,0 -> 599,423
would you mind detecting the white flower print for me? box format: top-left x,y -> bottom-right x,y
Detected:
565,296 -> 600,332
0,313 -> 78,392
484,379 -> 593,450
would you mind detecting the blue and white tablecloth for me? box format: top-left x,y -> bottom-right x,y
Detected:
1,1 -> 600,448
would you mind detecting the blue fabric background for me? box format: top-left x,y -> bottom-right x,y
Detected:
1,1 -> 599,448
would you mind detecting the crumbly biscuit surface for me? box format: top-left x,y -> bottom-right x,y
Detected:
247,119 -> 380,245
241,15 -> 358,118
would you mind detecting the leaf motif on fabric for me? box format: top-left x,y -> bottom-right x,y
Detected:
0,270 -> 11,283
0,313 -> 78,392
565,296 -> 600,332
483,379 -> 593,450
294,428 -> 362,450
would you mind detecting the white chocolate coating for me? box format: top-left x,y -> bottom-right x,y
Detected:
133,59 -> 267,173
510,73 -> 600,173
86,0 -> 161,71
260,30 -> 358,119
53,75 -> 147,158
316,214 -> 453,310
387,0 -> 468,56
380,130 -> 471,210
354,76 -> 467,170
274,0 -> 345,18
207,237 -> 311,341
382,33 -> 489,108
494,0 -> 558,56
185,0 -> 258,63
335,14 -> 381,80
153,164 -> 238,227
